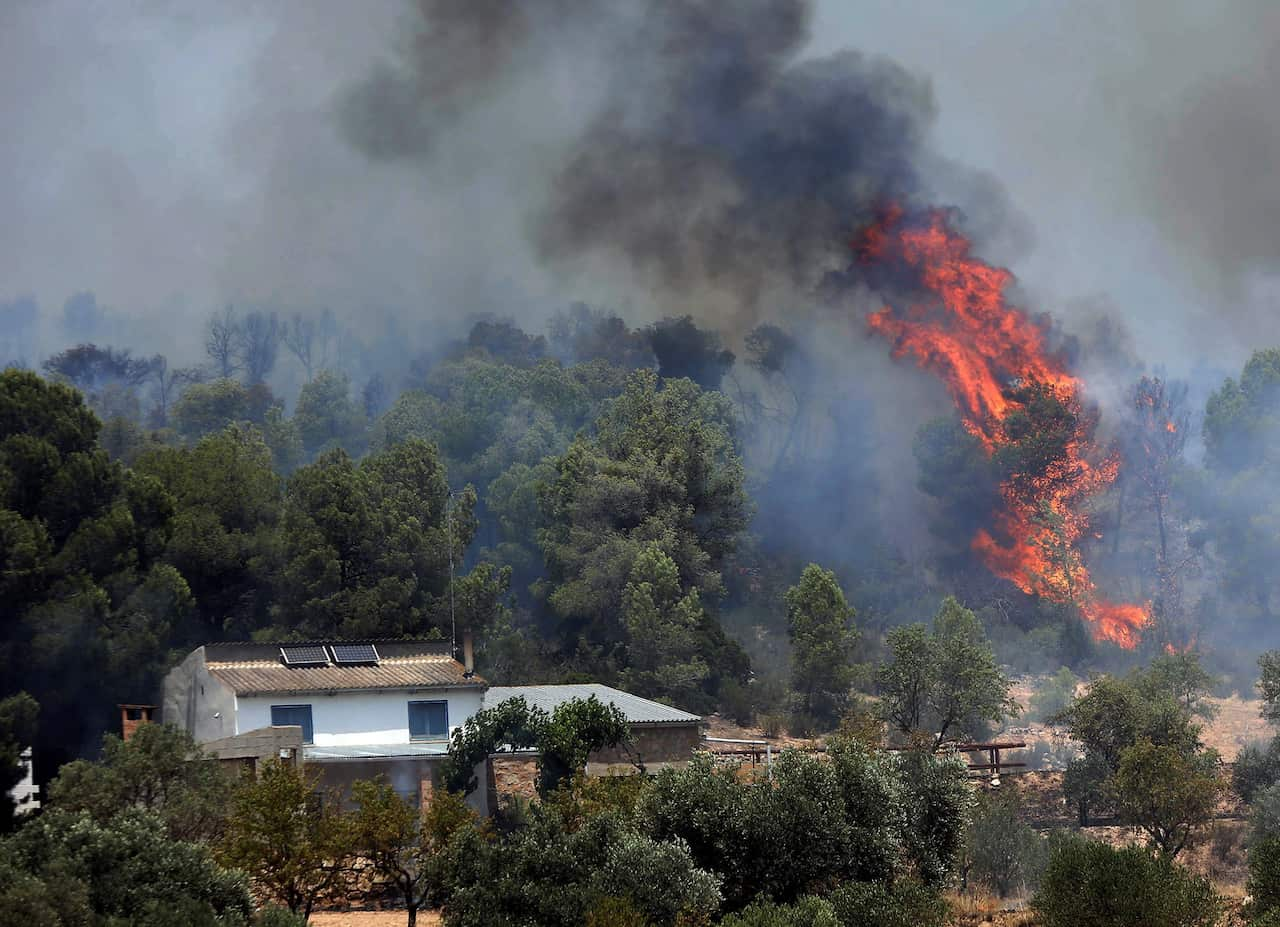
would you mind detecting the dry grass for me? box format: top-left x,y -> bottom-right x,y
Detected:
1003,677 -> 1275,764
311,912 -> 438,927
945,890 -> 1037,927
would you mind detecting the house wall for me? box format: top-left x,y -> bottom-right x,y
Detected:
236,687 -> 485,746
161,648 -> 238,742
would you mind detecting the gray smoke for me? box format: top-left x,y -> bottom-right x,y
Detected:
337,0 -> 957,330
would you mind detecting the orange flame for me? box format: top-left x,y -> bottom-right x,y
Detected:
859,207 -> 1150,648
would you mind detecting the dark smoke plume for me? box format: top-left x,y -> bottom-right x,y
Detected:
339,0 -> 939,316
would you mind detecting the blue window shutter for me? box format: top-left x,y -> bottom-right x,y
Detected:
408,701 -> 448,740
270,705 -> 314,744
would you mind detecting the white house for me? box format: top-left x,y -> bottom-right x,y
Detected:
163,638 -> 489,810
163,637 -> 706,815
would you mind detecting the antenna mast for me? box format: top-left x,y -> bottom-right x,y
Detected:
447,490 -> 457,657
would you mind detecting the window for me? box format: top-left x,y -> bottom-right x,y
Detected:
270,704 -> 314,744
408,700 -> 448,741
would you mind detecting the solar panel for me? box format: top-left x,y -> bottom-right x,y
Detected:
280,645 -> 329,666
330,643 -> 379,665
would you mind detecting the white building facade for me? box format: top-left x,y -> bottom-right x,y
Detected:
9,748 -> 39,818
162,639 -> 489,810
163,638 -> 705,816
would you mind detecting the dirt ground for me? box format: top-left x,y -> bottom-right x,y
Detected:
1001,677 -> 1274,763
1198,692 -> 1276,760
312,913 -> 437,927
707,684 -> 1275,768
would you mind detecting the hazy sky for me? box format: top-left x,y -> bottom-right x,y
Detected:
2,0 -> 1277,370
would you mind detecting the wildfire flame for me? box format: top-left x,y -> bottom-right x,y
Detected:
859,206 -> 1150,648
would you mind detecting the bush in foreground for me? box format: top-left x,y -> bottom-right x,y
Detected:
1034,834 -> 1219,927
0,808 -> 252,926
962,786 -> 1048,896
1248,835 -> 1280,921
716,881 -> 946,927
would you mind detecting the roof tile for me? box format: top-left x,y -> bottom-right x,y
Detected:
208,657 -> 482,696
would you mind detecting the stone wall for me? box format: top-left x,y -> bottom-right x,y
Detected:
485,722 -> 704,809
589,722 -> 702,773
488,755 -> 539,811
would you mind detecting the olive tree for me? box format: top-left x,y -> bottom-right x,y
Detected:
1112,740 -> 1219,858
877,596 -> 1017,747
219,759 -> 350,920
348,779 -> 480,927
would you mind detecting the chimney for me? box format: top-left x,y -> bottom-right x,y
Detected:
462,630 -> 475,677
120,704 -> 156,742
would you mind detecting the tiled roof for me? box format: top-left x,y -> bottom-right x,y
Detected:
483,684 -> 701,725
205,641 -> 483,696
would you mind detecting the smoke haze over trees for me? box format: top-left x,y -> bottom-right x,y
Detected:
6,0 -> 1280,801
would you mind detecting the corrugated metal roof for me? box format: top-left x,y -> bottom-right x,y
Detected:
483,684 -> 701,725
208,657 -> 483,696
304,742 -> 451,760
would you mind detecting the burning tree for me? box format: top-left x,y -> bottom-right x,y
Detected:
862,206 -> 1149,647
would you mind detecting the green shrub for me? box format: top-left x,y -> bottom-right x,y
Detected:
965,787 -> 1048,896
717,884 -> 946,927
585,896 -> 651,927
759,712 -> 786,739
442,805 -> 718,927
1237,741 -> 1280,803
1249,836 -> 1280,918
637,746 -> 969,912
1252,784 -> 1280,844
254,909 -> 308,927
896,749 -> 973,886
595,831 -> 721,924
827,879 -> 949,927
785,710 -> 817,738
719,896 -> 840,927
1034,834 -> 1219,927
0,809 -> 253,926
717,680 -> 755,726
